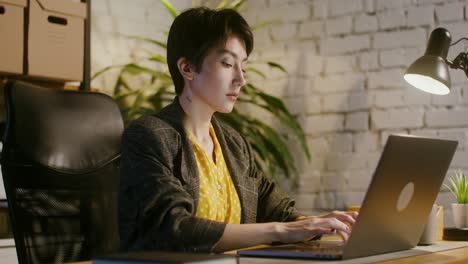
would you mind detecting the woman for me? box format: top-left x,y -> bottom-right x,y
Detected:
118,7 -> 357,253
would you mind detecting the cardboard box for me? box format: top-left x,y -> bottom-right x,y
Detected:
27,0 -> 86,81
0,0 -> 27,74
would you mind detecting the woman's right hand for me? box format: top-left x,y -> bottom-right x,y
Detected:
274,216 -> 352,244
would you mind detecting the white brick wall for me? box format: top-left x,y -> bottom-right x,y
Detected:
89,0 -> 468,220
373,28 -> 427,50
378,9 -> 406,30
354,14 -> 378,33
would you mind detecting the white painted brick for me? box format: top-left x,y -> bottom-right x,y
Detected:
463,87 -> 468,104
326,133 -> 354,153
322,94 -> 350,112
298,174 -> 321,194
451,150 -> 468,168
321,172 -> 347,191
261,42 -> 287,61
272,23 -> 297,41
449,64 -> 467,85
381,130 -> 408,146
305,95 -> 321,114
324,55 -> 356,74
309,156 -> 327,171
258,4 -> 310,23
379,49 -> 407,68
261,79 -> 287,97
109,0 -> 147,23
326,16 -> 353,36
435,2 -> 464,23
353,132 -> 379,152
350,92 -> 371,111
253,27 -> 270,46
378,10 -> 406,30
417,0 -> 457,5
345,112 -> 369,131
363,0 -> 375,13
293,194 -> 318,210
298,20 -> 324,39
92,0 -> 110,14
439,23 -> 468,54
426,109 -> 468,127
315,191 -> 346,210
372,109 -> 424,129
320,35 -> 370,55
431,86 -> 462,106
407,6 -> 435,27
359,51 -> 379,70
347,170 -> 373,190
314,74 -> 366,93
321,92 -> 370,112
373,90 -> 405,108
344,191 -> 366,207
367,68 -> 406,89
283,45 -> 319,75
312,0 -> 328,19
329,0 -> 363,16
438,128 -> 467,149
375,0 -> 412,11
466,4 -> 468,20
373,28 -> 426,50
409,129 -> 438,138
404,87 -> 432,106
305,114 -> 345,134
284,97 -> 304,115
354,14 -> 378,33
299,51 -> 324,78
308,137 -> 329,155
326,153 -> 368,171
286,77 -> 310,97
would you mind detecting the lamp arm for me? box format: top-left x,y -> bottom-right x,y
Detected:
447,52 -> 468,78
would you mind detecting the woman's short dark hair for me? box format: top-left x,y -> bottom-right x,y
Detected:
167,7 -> 254,95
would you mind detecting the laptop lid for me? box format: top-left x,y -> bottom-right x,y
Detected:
238,134 -> 457,260
342,134 -> 457,259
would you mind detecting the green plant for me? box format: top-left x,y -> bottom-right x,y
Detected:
93,0 -> 309,186
445,170 -> 468,204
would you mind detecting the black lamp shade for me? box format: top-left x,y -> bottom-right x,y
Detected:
404,28 -> 452,95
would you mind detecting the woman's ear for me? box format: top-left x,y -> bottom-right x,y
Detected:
177,57 -> 194,81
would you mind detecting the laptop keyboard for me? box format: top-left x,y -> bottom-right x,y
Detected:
295,240 -> 344,254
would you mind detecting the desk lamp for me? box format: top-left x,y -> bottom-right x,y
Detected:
404,27 -> 468,95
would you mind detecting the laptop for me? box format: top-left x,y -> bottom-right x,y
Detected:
238,134 -> 458,260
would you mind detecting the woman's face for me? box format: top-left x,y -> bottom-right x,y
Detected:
190,35 -> 248,113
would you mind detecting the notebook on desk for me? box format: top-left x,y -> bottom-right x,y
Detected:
238,134 -> 458,260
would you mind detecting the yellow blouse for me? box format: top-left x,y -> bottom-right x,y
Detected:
187,124 -> 241,224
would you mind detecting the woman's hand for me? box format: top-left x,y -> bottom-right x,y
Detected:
279,210 -> 359,243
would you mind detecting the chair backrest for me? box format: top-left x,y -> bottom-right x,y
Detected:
1,81 -> 124,264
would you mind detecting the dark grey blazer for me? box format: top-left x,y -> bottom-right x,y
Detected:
118,98 -> 301,252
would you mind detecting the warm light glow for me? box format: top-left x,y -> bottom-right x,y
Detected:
404,74 -> 450,95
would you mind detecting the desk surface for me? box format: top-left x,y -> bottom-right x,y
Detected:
72,241 -> 468,264
236,241 -> 468,264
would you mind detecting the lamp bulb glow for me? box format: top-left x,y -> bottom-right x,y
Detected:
404,74 -> 450,95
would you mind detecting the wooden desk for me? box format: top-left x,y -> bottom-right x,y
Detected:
236,241 -> 468,263
70,241 -> 468,264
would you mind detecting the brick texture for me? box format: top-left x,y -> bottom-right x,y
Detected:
87,0 -> 468,219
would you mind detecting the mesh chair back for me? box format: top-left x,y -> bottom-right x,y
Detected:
1,81 -> 124,264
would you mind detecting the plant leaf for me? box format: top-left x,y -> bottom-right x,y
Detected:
251,19 -> 280,30
130,36 -> 167,49
160,0 -> 178,18
267,61 -> 288,73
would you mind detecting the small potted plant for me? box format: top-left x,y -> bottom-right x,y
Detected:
445,170 -> 468,229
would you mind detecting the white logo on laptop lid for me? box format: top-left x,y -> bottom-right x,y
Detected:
397,182 -> 414,212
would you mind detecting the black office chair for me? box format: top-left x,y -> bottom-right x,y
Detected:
1,81 -> 124,264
